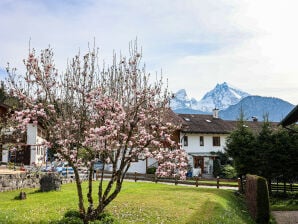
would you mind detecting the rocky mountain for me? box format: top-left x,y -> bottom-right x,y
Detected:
219,96 -> 294,122
170,82 -> 250,112
170,83 -> 295,122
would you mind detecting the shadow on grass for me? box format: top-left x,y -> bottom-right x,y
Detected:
157,186 -> 254,224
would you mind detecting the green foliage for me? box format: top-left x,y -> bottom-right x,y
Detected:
96,212 -> 119,224
213,159 -> 221,177
225,118 -> 257,176
64,210 -> 81,218
57,217 -> 84,224
146,167 -> 156,174
245,175 -> 270,224
270,192 -> 298,211
221,165 -> 237,179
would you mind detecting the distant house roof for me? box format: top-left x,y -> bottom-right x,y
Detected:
178,114 -> 234,134
177,113 -> 278,134
280,105 -> 298,126
226,120 -> 278,133
162,109 -> 186,127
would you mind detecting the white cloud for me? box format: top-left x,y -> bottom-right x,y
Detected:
0,0 -> 297,104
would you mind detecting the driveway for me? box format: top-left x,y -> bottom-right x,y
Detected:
272,211 -> 298,224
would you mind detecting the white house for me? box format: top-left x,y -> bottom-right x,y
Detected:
1,123 -> 47,166
178,109 -> 234,177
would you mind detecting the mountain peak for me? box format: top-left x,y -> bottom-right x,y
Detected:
170,83 -> 294,122
174,89 -> 188,100
170,83 -> 250,112
198,83 -> 250,111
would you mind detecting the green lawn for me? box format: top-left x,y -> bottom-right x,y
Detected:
0,181 -> 254,224
270,192 -> 298,211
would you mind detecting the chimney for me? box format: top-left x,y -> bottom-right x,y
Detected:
252,116 -> 258,122
213,108 -> 219,118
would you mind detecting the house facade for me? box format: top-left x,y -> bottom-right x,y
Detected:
0,103 -> 47,166
178,109 -> 234,177
1,123 -> 48,166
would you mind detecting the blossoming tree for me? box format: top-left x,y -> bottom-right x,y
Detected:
7,43 -> 188,223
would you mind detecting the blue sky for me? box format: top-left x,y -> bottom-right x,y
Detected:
0,0 -> 298,104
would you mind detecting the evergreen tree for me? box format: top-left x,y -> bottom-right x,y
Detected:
255,115 -> 275,193
225,111 -> 257,177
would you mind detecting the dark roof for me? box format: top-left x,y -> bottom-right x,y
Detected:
177,113 -> 278,134
280,105 -> 298,126
163,109 -> 186,127
178,114 -> 234,134
225,120 -> 279,133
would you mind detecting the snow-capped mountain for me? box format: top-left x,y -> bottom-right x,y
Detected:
195,82 -> 250,112
170,82 -> 249,112
170,82 -> 295,122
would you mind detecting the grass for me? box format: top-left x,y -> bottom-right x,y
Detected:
0,181 -> 255,224
270,192 -> 298,211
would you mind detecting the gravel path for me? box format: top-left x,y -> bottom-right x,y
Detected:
272,211 -> 298,224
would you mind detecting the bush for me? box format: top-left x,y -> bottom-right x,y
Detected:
57,217 -> 83,224
64,210 -> 81,218
97,212 -> 119,224
213,159 -> 221,177
221,165 -> 237,179
245,174 -> 270,224
40,173 -> 61,192
146,167 -> 156,174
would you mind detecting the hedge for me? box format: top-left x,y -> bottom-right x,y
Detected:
245,174 -> 270,224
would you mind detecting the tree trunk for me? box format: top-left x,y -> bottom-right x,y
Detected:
73,168 -> 86,218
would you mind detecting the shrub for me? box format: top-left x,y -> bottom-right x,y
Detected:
40,173 -> 61,192
146,167 -> 156,174
245,174 -> 270,224
64,210 -> 81,218
57,217 -> 83,224
213,159 -> 221,177
97,212 -> 119,224
221,165 -> 237,179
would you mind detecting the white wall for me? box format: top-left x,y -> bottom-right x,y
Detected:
180,133 -> 228,153
127,158 -> 157,174
128,159 -> 147,173
2,150 -> 8,163
27,124 -> 47,165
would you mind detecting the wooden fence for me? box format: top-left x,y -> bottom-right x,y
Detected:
271,183 -> 298,193
240,178 -> 298,194
90,170 -> 240,189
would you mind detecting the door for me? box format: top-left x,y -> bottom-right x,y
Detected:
193,156 -> 204,174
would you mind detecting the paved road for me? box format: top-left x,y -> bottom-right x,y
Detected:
272,211 -> 298,224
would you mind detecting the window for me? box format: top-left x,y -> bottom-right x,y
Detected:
200,136 -> 204,146
183,136 -> 188,146
213,136 -> 220,146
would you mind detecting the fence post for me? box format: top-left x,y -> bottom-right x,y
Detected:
155,174 -> 158,183
134,172 -> 137,182
175,176 -> 178,186
238,178 -> 241,192
196,176 -> 199,187
96,170 -> 99,181
217,176 -> 219,189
